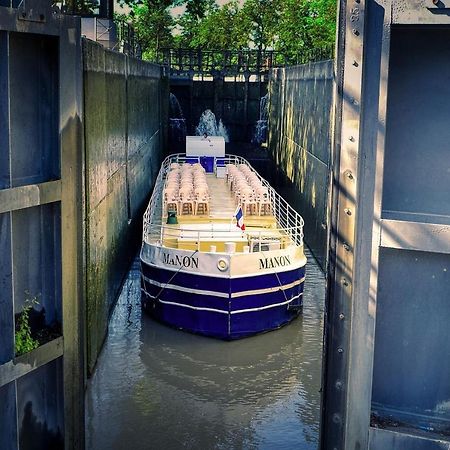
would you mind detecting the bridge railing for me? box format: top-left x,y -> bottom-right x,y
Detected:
156,47 -> 334,77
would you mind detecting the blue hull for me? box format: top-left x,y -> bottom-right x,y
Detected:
140,262 -> 305,340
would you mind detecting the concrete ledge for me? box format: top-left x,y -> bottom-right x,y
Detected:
381,218 -> 450,254
369,426 -> 450,450
0,337 -> 63,387
0,180 -> 62,213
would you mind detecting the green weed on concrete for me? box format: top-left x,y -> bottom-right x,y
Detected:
15,295 -> 40,356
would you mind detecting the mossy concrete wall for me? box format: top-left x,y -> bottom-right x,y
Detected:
268,61 -> 334,269
83,39 -> 168,374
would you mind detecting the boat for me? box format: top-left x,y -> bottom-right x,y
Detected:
140,136 -> 306,339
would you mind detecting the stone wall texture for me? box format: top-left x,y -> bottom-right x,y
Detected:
83,39 -> 168,373
268,60 -> 334,269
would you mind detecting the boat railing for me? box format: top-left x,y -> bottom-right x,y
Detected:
143,153 -> 305,249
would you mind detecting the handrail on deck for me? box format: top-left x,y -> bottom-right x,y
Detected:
143,153 -> 305,250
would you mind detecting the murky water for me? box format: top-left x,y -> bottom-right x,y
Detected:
86,247 -> 325,450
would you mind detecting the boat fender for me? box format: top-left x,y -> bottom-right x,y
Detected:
217,258 -> 228,271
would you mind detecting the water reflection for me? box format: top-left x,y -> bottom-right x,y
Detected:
86,248 -> 325,450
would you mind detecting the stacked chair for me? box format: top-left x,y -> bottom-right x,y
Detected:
225,163 -> 272,216
163,163 -> 210,216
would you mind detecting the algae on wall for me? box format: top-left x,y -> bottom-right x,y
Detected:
83,39 -> 168,374
268,60 -> 334,270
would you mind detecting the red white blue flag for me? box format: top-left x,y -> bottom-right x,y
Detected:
234,205 -> 245,230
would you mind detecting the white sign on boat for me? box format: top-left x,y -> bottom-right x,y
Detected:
186,136 -> 225,157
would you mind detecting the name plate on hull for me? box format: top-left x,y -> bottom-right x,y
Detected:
141,243 -> 306,278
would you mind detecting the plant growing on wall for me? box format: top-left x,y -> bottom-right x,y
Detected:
15,295 -> 40,356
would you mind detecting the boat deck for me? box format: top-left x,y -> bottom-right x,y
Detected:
143,154 -> 304,254
160,174 -> 285,252
175,174 -> 275,223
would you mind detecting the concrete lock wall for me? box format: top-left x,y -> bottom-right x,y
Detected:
268,61 -> 334,269
83,39 -> 168,374
171,78 -> 267,143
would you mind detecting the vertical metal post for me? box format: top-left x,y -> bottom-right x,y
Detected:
321,0 -> 366,448
60,14 -> 85,449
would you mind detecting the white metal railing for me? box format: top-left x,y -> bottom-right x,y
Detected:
142,153 -> 305,251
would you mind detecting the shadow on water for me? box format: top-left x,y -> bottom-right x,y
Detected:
86,247 -> 325,450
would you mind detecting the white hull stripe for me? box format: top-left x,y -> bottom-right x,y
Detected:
141,289 -> 228,314
141,289 -> 303,315
142,276 -> 229,298
230,292 -> 303,314
142,275 -> 305,299
159,299 -> 229,314
231,277 -> 305,298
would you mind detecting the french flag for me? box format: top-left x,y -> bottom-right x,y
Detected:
234,205 -> 245,230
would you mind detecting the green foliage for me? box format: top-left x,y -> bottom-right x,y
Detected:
241,0 -> 282,51
276,0 -> 336,61
177,0 -> 336,56
131,1 -> 176,60
15,295 -> 40,357
184,0 -> 251,50
125,0 -> 337,62
174,0 -> 216,48
117,0 -> 174,9
185,0 -> 214,20
55,0 -> 99,15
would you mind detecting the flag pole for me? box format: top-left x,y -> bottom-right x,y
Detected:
231,204 -> 239,231
234,204 -> 245,232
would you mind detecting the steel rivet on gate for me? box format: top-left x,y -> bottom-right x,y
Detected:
338,348 -> 344,354
339,313 -> 345,320
352,29 -> 360,36
352,60 -> 359,67
344,208 -> 352,216
335,380 -> 343,389
342,278 -> 349,287
343,243 -> 350,252
344,170 -> 354,180
349,135 -> 355,142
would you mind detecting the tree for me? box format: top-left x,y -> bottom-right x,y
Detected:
174,0 -> 216,48
62,0 -> 100,15
241,0 -> 282,51
276,0 -> 336,62
185,0 -> 214,20
118,0 -> 337,63
189,1 -> 251,50
174,0 -> 336,56
127,0 -> 176,60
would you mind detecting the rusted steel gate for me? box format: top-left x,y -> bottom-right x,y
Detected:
323,1 -> 450,449
0,1 -> 84,449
